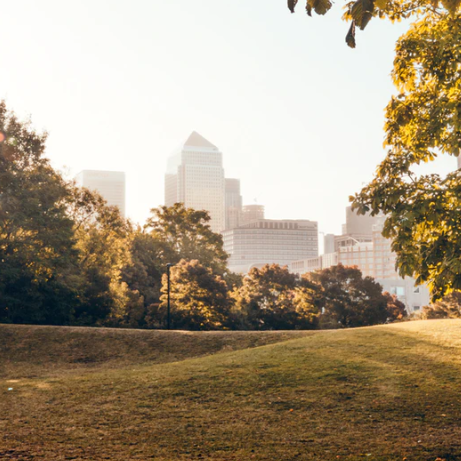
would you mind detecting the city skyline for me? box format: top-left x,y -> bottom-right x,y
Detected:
1,0 -> 456,236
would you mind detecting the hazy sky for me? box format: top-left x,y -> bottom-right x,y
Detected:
1,1 -> 455,235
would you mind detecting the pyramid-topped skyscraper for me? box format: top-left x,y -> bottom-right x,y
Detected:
165,132 -> 225,232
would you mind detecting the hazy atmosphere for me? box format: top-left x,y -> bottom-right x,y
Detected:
4,0 -> 461,459
1,0 -> 453,234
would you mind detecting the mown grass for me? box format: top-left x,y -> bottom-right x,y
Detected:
2,320 -> 461,460
0,324 -> 312,379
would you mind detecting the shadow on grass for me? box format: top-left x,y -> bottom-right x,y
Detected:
2,321 -> 461,460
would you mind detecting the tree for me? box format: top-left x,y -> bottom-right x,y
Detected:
422,291 -> 461,318
120,228 -> 166,326
287,2 -> 461,299
118,204 -> 230,328
307,264 -> 389,328
145,203 -> 228,275
0,102 -> 79,324
352,15 -> 461,300
159,259 -> 232,330
232,264 -> 320,330
68,184 -> 143,326
383,291 -> 407,321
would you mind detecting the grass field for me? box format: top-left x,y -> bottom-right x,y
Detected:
2,320 -> 461,460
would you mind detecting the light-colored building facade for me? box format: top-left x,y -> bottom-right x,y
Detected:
75,170 -> 126,217
324,233 -> 335,254
372,221 -> 399,279
291,256 -> 322,274
338,242 -> 374,278
223,218 -> 318,273
290,211 -> 430,314
289,252 -> 338,275
345,206 -> 381,237
241,204 -> 265,225
225,178 -> 242,230
334,234 -> 373,252
371,220 -> 430,313
164,132 -> 225,232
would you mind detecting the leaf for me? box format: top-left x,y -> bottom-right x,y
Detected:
306,0 -> 332,15
375,0 -> 387,8
346,21 -> 356,48
315,0 -> 333,15
441,0 -> 461,15
350,0 -> 375,30
288,0 -> 298,13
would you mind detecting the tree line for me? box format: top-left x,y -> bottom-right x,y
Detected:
1,101 -> 407,330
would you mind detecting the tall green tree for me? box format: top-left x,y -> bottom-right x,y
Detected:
352,15 -> 461,299
159,259 -> 232,330
0,102 -> 79,324
307,264 -> 389,328
68,185 -> 143,326
145,203 -> 228,275
287,2 -> 461,298
121,229 -> 165,309
232,264 -> 320,330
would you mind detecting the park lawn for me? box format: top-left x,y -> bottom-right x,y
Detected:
2,320 -> 461,460
0,324 -> 312,379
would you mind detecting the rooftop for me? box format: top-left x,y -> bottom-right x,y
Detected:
183,131 -> 218,149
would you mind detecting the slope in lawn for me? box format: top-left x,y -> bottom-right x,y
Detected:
0,324 -> 312,379
2,320 -> 461,460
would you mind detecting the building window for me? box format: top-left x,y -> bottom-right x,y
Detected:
390,286 -> 405,296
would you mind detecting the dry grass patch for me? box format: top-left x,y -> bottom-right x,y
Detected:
2,320 -> 461,460
0,324 -> 312,379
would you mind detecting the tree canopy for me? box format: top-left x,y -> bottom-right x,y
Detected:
0,102 -> 79,324
160,259 -> 232,330
288,0 -> 461,299
145,203 -> 228,275
307,264 -> 389,328
232,264 -> 321,330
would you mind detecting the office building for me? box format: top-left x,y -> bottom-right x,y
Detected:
164,131 -> 225,232
290,208 -> 430,313
324,233 -> 335,254
345,206 -> 380,237
225,178 -> 243,230
223,218 -> 318,273
241,204 -> 265,225
371,220 -> 430,313
75,170 -> 126,217
337,241 -> 374,277
290,253 -> 338,275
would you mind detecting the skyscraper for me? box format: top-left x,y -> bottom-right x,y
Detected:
164,132 -> 225,232
225,178 -> 242,230
75,170 -> 126,217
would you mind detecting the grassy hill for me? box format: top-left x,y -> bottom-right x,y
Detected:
0,324 -> 312,379
2,320 -> 461,460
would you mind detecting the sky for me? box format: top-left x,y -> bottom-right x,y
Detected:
0,0 -> 456,236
